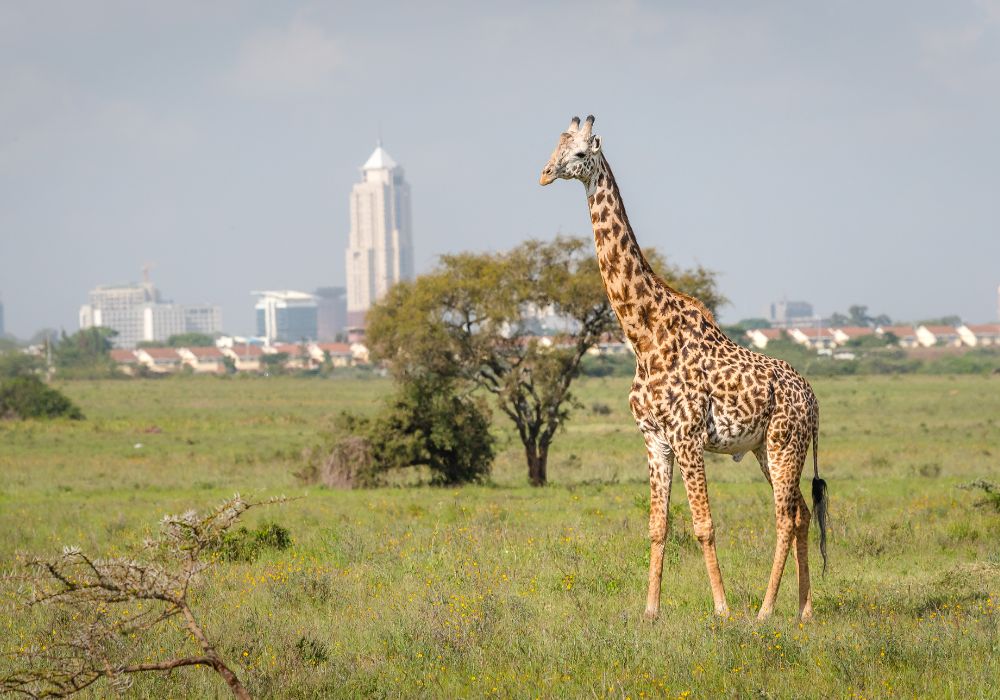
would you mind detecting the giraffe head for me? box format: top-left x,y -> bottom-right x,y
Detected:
539,115 -> 602,186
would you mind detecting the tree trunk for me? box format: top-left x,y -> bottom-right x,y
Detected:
526,442 -> 548,487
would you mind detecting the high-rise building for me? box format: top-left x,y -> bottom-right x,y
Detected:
345,142 -> 413,328
253,291 -> 318,343
315,286 -> 347,341
80,276 -> 221,348
768,300 -> 815,328
183,305 -> 223,336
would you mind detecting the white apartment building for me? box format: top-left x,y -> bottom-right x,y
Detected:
345,142 -> 414,328
79,279 -> 221,348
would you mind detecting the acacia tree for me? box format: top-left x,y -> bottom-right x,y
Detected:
367,236 -> 724,486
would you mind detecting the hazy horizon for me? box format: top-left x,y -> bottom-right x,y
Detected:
2,1 -> 999,339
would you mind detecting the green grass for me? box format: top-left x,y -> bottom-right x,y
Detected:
2,375 -> 999,698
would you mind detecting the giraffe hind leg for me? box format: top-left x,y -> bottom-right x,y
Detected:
758,440 -> 808,620
792,490 -> 813,620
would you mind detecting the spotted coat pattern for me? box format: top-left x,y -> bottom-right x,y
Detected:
540,118 -> 822,621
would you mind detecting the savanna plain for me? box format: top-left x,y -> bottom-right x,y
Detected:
1,375 -> 998,699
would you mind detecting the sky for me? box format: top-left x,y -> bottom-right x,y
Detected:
1,0 -> 999,339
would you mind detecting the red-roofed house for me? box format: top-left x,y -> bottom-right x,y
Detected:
178,346 -> 226,374
831,327 -> 876,345
788,327 -> 837,349
916,325 -> 962,348
876,326 -> 918,348
307,342 -> 354,368
109,349 -> 139,375
266,343 -> 312,369
957,324 -> 1000,347
135,347 -> 182,373
221,343 -> 264,372
746,328 -> 784,349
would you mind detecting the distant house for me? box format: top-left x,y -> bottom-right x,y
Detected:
876,325 -> 919,348
957,324 -> 1000,347
307,342 -> 354,368
109,349 -> 139,376
221,343 -> 264,372
787,327 -> 837,350
916,325 -> 962,348
266,342 -> 312,370
746,328 -> 784,349
134,347 -> 182,374
831,326 -> 876,345
350,342 -> 370,364
178,346 -> 226,374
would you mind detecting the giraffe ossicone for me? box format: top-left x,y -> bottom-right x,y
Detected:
539,115 -> 829,621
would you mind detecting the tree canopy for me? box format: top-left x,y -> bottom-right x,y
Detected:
53,328 -> 117,377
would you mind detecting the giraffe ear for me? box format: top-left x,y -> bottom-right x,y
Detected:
590,135 -> 602,153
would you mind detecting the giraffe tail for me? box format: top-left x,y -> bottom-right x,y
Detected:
811,411 -> 829,575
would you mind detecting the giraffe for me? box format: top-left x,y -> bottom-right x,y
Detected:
539,115 -> 828,621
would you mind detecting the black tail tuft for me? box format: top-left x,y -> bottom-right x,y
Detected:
812,477 -> 829,575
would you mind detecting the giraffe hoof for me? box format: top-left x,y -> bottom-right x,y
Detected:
643,608 -> 659,621
799,608 -> 814,622
714,604 -> 730,617
756,607 -> 773,621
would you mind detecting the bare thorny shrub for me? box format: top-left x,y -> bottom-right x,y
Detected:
1,495 -> 288,699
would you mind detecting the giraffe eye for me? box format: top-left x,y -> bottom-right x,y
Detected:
574,151 -> 586,159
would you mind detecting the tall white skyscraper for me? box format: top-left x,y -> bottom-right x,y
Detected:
345,142 -> 413,328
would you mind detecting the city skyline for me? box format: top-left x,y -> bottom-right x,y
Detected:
1,2 -> 999,338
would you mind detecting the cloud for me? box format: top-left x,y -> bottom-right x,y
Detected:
231,19 -> 341,98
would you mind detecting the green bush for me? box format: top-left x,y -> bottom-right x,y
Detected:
306,378 -> 496,487
217,521 -> 292,562
0,375 -> 83,420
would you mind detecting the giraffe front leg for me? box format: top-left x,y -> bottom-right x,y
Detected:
675,443 -> 729,617
642,434 -> 674,620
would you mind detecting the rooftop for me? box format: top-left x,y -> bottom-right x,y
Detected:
362,144 -> 397,171
921,325 -> 960,335
835,326 -> 876,337
251,290 -> 316,302
184,346 -> 223,359
138,348 -> 181,360
313,342 -> 352,354
110,349 -> 137,362
878,325 -> 917,337
964,323 -> 1000,334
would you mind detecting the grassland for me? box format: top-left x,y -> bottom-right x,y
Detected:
1,374 -> 999,698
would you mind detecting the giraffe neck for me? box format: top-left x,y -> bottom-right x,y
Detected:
585,155 -> 675,347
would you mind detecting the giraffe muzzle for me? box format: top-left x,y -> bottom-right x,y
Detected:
539,167 -> 556,186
